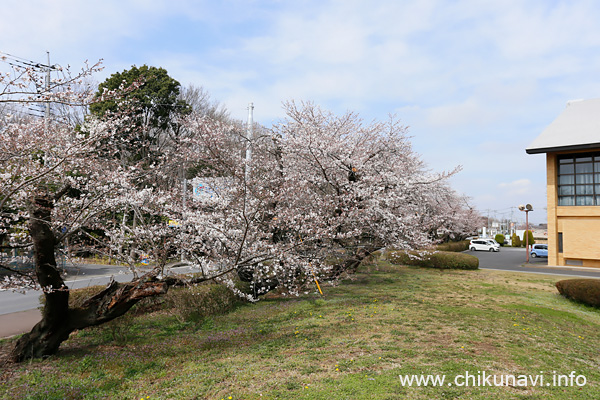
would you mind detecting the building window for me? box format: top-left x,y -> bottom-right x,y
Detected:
557,152 -> 600,206
558,232 -> 563,253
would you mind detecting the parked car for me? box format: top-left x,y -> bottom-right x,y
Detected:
469,239 -> 500,252
530,244 -> 548,258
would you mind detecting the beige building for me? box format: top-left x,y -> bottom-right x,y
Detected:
527,99 -> 600,267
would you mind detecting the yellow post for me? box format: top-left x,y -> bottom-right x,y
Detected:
301,236 -> 323,296
312,271 -> 323,296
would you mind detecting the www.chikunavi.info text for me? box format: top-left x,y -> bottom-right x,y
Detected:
399,371 -> 587,387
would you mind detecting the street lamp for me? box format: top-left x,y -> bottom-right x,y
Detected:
518,204 -> 533,263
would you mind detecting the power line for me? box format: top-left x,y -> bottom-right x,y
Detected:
0,51 -> 58,70
0,51 -> 62,130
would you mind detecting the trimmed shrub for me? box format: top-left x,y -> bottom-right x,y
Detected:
495,234 -> 505,246
387,250 -> 479,270
435,240 -> 470,252
165,282 -> 241,324
556,279 -> 600,307
512,233 -> 521,247
522,230 -> 535,247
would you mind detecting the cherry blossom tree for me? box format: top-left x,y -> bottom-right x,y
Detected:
266,101 -> 471,275
0,103 -> 168,361
1,60 -> 479,362
179,101 -> 481,294
0,62 -> 213,362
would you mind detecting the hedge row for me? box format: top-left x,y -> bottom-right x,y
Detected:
556,279 -> 600,308
387,250 -> 479,270
435,240 -> 470,252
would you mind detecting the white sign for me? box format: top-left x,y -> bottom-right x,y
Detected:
192,177 -> 231,202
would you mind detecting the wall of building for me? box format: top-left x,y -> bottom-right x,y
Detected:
547,151 -> 600,267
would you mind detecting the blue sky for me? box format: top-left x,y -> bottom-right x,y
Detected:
3,0 -> 600,225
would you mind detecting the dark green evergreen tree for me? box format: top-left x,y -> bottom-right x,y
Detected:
511,232 -> 521,247
495,233 -> 505,245
90,65 -> 190,162
522,230 -> 535,247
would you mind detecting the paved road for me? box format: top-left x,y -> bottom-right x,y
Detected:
468,246 -> 600,279
0,264 -> 133,316
1,263 -> 133,338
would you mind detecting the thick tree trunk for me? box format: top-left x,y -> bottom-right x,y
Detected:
10,278 -> 169,362
9,194 -> 170,362
10,195 -> 70,361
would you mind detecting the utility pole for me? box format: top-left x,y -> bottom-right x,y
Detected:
245,102 -> 254,183
45,51 -> 51,132
510,206 -> 515,236
182,168 -> 187,211
181,164 -> 186,263
0,51 -> 58,119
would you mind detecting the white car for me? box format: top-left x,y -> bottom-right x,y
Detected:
469,239 -> 500,252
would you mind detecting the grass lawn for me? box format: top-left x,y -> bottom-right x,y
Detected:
1,260 -> 599,399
